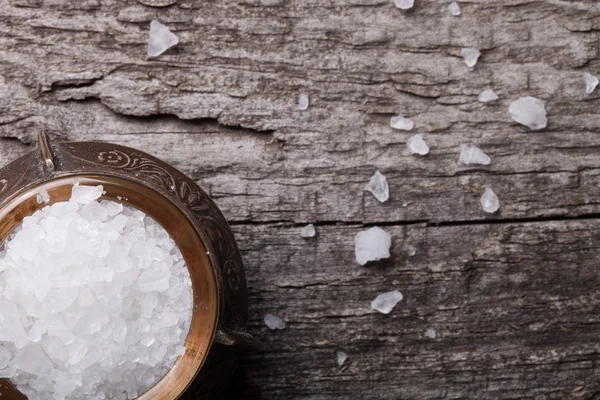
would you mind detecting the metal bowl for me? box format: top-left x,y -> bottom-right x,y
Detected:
0,132 -> 257,400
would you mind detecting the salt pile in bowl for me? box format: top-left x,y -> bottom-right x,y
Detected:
0,184 -> 193,400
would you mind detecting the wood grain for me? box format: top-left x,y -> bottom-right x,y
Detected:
1,0 -> 600,398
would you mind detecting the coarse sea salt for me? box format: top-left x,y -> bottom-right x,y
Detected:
425,328 -> 437,339
480,187 -> 500,213
584,72 -> 598,95
407,245 -> 417,257
459,144 -> 491,165
148,20 -> 179,57
478,88 -> 498,103
390,115 -> 414,131
300,224 -> 316,238
36,189 -> 50,204
448,2 -> 461,16
508,96 -> 547,130
407,134 -> 429,155
264,314 -> 286,330
298,93 -> 310,110
394,0 -> 414,10
354,227 -> 392,266
336,350 -> 348,366
371,290 -> 403,314
0,184 -> 192,400
364,171 -> 389,203
461,48 -> 481,69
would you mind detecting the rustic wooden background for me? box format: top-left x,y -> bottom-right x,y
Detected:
1,0 -> 600,398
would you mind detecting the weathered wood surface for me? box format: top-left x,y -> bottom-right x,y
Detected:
1,0 -> 600,398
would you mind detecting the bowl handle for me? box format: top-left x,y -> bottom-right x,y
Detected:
38,130 -> 57,172
215,328 -> 261,350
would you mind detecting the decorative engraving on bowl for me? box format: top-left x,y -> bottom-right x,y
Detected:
97,151 -> 127,165
223,260 -> 241,292
95,150 -> 177,190
91,150 -> 228,251
0,156 -> 33,202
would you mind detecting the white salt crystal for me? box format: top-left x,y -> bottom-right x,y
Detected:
0,345 -> 12,369
298,93 -> 309,110
364,171 -> 389,203
264,314 -> 286,330
354,227 -> 392,266
101,200 -> 123,216
36,189 -> 50,204
459,144 -> 491,165
448,2 -> 461,16
68,341 -> 89,366
425,327 -> 437,339
407,245 -> 417,257
461,48 -> 481,68
478,88 -> 498,103
11,345 -> 54,376
300,224 -> 316,238
585,72 -> 598,95
508,96 -> 547,130
407,134 -> 429,155
371,290 -> 403,314
0,184 -> 192,399
394,0 -> 414,9
0,299 -> 29,349
336,350 -> 348,366
390,115 -> 414,131
480,187 -> 500,213
70,184 -> 104,205
148,20 -> 179,57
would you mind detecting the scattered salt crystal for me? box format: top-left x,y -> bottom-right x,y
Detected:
478,88 -> 498,103
390,115 -> 414,131
371,290 -> 403,314
425,328 -> 437,339
336,350 -> 348,366
508,96 -> 547,130
264,314 -> 286,330
407,245 -> 417,257
148,20 -> 179,57
459,144 -> 491,165
584,72 -> 598,95
0,184 -> 192,399
298,93 -> 309,110
300,224 -> 316,238
448,2 -> 461,16
407,134 -> 429,155
461,48 -> 481,68
36,189 -> 50,204
394,0 -> 414,9
364,171 -> 389,203
480,187 -> 500,213
354,227 -> 392,266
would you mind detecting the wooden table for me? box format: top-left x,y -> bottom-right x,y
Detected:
1,1 -> 600,398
